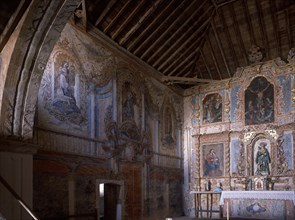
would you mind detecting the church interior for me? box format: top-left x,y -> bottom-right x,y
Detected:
0,0 -> 295,219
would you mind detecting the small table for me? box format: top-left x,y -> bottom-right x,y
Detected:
190,191 -> 222,218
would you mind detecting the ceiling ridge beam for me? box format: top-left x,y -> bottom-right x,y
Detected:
152,6 -> 214,68
211,20 -> 231,78
218,7 -> 239,68
94,0 -> 117,26
255,0 -> 269,60
128,0 -> 177,52
119,0 -> 163,46
111,1 -> 146,40
161,76 -> 219,83
139,0 -> 206,59
104,0 -> 132,33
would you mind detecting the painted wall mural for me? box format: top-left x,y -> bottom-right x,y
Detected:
244,76 -> 274,125
277,75 -> 292,114
202,143 -> 224,177
230,139 -> 241,175
202,93 -> 222,124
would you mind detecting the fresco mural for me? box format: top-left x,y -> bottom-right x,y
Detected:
277,75 -> 292,114
202,143 -> 223,177
122,81 -> 137,121
202,93 -> 222,124
230,85 -> 241,122
245,76 -> 274,125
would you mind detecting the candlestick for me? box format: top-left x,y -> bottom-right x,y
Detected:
227,201 -> 229,220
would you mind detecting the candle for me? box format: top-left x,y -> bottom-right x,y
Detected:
227,201 -> 229,220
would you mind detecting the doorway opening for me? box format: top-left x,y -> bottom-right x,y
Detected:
97,180 -> 124,220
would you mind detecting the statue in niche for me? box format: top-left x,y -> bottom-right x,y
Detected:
122,82 -> 137,121
202,93 -> 222,123
245,76 -> 274,125
255,142 -> 271,176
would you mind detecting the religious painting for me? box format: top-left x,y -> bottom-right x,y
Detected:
202,93 -> 222,123
202,143 -> 224,177
230,139 -> 241,175
122,81 -> 137,122
253,139 -> 271,176
245,76 -> 274,125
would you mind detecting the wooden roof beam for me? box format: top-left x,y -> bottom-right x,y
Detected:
119,0 -> 163,45
208,37 -> 222,80
285,8 -> 292,49
153,7 -> 214,68
128,1 -> 178,52
94,0 -> 117,26
269,0 -> 281,58
255,0 -> 269,59
242,0 -> 256,45
211,20 -> 231,78
218,8 -> 239,67
111,1 -> 146,40
229,3 -> 248,64
161,76 -> 219,83
164,35 -> 207,76
139,0 -> 206,59
201,50 -> 213,80
104,0 -> 132,33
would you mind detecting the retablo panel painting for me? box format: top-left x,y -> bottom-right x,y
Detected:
202,93 -> 222,123
202,143 -> 224,177
245,76 -> 274,125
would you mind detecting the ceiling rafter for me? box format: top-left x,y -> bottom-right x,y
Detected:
285,9 -> 292,49
211,20 -> 231,77
139,0 -> 205,59
229,3 -> 248,64
151,6 -> 214,67
111,1 -> 146,40
218,8 -> 239,68
200,50 -> 213,80
208,37 -> 222,80
242,0 -> 256,45
164,32 -> 208,75
128,0 -> 179,52
104,0 -> 132,33
119,0 -> 163,45
255,0 -> 270,59
269,0 -> 281,58
94,0 -> 117,26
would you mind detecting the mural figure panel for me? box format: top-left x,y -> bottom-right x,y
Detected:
122,82 -> 137,121
245,76 -> 274,125
202,93 -> 222,123
203,143 -> 223,177
255,142 -> 271,176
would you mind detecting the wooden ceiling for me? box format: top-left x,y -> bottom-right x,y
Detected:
81,0 -> 295,90
1,0 -> 295,90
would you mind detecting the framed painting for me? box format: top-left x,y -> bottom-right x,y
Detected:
202,93 -> 222,124
202,143 -> 224,177
244,76 -> 274,125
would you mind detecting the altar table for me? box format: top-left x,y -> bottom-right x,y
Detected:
220,191 -> 295,220
190,191 -> 222,218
